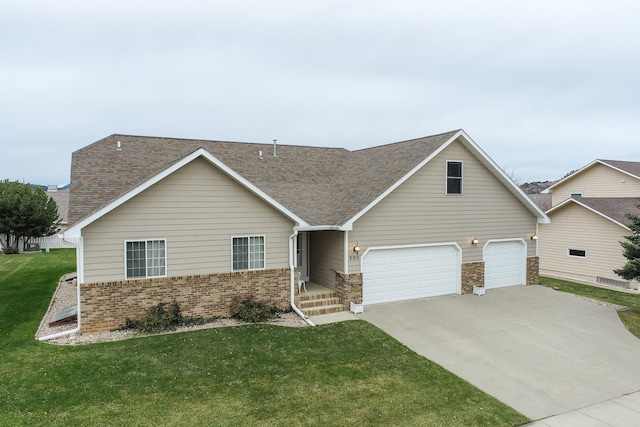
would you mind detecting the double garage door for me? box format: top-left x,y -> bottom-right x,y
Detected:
361,240 -> 526,305
362,244 -> 461,305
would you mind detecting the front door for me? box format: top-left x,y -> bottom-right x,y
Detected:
296,232 -> 309,279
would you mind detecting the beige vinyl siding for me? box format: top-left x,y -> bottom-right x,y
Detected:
349,140 -> 537,272
309,230 -> 343,288
82,157 -> 294,282
551,163 -> 640,206
539,202 -> 628,284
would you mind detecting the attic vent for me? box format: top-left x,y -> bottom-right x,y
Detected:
259,150 -> 264,159
116,140 -> 122,151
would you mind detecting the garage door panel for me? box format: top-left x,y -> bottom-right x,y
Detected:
484,241 -> 525,289
362,245 -> 460,304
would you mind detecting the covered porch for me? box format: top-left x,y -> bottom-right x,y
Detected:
294,230 -> 363,317
293,280 -> 359,319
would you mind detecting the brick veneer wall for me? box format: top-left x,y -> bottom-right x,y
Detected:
334,271 -> 363,309
527,256 -> 539,285
461,261 -> 484,294
80,268 -> 290,333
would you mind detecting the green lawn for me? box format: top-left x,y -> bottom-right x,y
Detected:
540,276 -> 640,338
0,250 -> 529,426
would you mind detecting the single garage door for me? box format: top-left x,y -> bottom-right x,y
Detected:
362,244 -> 460,305
484,240 -> 526,289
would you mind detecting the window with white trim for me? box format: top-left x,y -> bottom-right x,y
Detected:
568,249 -> 586,258
126,239 -> 166,278
232,236 -> 265,270
446,161 -> 463,194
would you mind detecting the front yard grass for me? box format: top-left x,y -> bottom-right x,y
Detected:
0,250 -> 529,426
540,276 -> 640,338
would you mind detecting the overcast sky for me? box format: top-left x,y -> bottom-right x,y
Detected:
1,1 -> 639,186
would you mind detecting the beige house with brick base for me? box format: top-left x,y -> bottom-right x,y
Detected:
65,130 -> 549,332
539,160 -> 640,289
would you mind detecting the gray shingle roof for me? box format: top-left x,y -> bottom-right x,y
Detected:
599,160 -> 640,179
48,188 -> 69,224
573,197 -> 640,227
68,131 -> 461,226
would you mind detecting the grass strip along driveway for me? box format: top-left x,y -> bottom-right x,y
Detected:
540,276 -> 640,338
0,250 -> 528,426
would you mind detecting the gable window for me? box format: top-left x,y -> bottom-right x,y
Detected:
126,239 -> 166,278
568,249 -> 586,258
232,236 -> 265,270
446,161 -> 463,194
571,193 -> 582,198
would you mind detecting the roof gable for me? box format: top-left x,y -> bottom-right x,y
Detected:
65,148 -> 308,238
545,159 -> 640,194
68,130 -> 549,233
546,197 -> 640,230
343,130 -> 550,228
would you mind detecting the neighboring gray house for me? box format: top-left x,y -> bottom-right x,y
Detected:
65,130 -> 549,332
1,186 -> 72,251
32,187 -> 75,249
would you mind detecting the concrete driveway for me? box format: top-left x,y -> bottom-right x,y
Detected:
361,285 -> 640,421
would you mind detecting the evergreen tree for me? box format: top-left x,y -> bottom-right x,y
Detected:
614,204 -> 640,282
0,180 -> 60,250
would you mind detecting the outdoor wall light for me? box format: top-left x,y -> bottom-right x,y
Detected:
531,234 -> 538,241
471,237 -> 479,246
353,243 -> 361,255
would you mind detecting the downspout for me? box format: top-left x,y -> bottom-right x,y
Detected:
289,231 -> 315,326
343,230 -> 348,274
38,236 -> 83,341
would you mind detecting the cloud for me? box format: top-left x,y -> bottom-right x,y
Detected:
1,0 -> 639,185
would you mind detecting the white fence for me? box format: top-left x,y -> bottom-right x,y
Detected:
1,234 -> 78,251
31,235 -> 78,249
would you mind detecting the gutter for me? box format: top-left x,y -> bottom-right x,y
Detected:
38,236 -> 82,341
289,231 -> 315,327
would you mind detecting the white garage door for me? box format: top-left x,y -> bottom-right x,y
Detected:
362,244 -> 460,305
484,240 -> 526,289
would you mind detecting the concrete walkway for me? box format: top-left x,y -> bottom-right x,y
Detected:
309,311 -> 358,325
526,390 -> 640,426
360,285 -> 640,422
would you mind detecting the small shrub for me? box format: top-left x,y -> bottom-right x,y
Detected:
181,316 -> 219,327
230,295 -> 280,323
2,247 -> 19,255
123,317 -> 140,330
123,300 -> 183,333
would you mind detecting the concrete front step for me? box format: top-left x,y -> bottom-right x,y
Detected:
298,297 -> 341,309
297,291 -> 338,302
296,289 -> 346,317
302,304 -> 346,316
